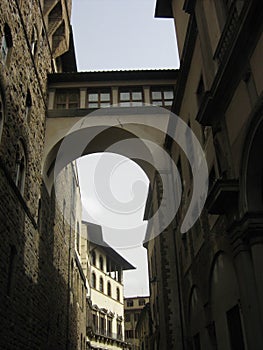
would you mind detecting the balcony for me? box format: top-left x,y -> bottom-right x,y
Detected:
214,1 -> 241,65
205,179 -> 239,215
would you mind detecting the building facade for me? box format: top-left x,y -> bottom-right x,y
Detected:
81,222 -> 134,350
145,0 -> 263,349
124,296 -> 149,350
0,1 -> 86,349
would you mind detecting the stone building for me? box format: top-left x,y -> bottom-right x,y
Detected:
144,0 -> 263,349
81,222 -> 134,350
0,0 -> 86,349
135,303 -> 152,350
124,296 -> 149,350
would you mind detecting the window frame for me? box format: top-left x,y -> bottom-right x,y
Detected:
55,89 -> 80,109
86,89 -> 112,109
119,87 -> 144,107
151,87 -> 174,108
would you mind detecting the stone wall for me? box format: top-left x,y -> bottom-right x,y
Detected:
0,1 -> 86,349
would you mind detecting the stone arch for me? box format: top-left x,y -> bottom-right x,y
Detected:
43,124 -> 156,194
209,252 -> 242,350
240,105 -> 263,213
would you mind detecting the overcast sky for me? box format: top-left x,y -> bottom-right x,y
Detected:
71,0 -> 179,71
71,0 -> 179,297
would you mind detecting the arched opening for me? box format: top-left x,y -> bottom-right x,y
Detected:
91,272 -> 96,289
243,115 -> 263,212
209,252 -> 244,350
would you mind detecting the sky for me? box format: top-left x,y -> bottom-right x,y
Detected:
71,0 -> 179,296
71,0 -> 179,71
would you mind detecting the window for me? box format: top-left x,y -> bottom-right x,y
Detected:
93,313 -> 98,332
76,222 -> 80,254
119,88 -> 143,107
139,299 -> 145,306
107,282 -> 111,297
125,330 -> 134,339
99,255 -> 104,271
107,318 -> 112,337
1,23 -> 13,65
226,304 -> 245,350
125,313 -> 130,322
117,320 -> 122,340
100,316 -> 105,335
25,89 -> 32,121
151,87 -> 174,107
7,245 -> 17,296
55,89 -> 79,109
91,251 -> 96,266
91,272 -> 96,289
87,90 -> 111,108
15,140 -> 27,195
127,299 -> 133,307
31,25 -> 38,57
99,277 -> 104,293
0,90 -> 4,143
116,287 -> 120,301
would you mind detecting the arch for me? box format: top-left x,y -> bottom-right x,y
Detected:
240,105 -> 263,213
209,252 -> 241,350
209,252 -> 239,310
43,104 -> 171,195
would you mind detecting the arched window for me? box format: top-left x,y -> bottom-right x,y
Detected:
1,23 -> 13,65
99,255 -> 104,271
107,282 -> 111,297
91,272 -> 96,289
0,90 -> 4,143
91,251 -> 96,266
116,287 -> 120,301
99,277 -> 104,293
15,140 -> 27,195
